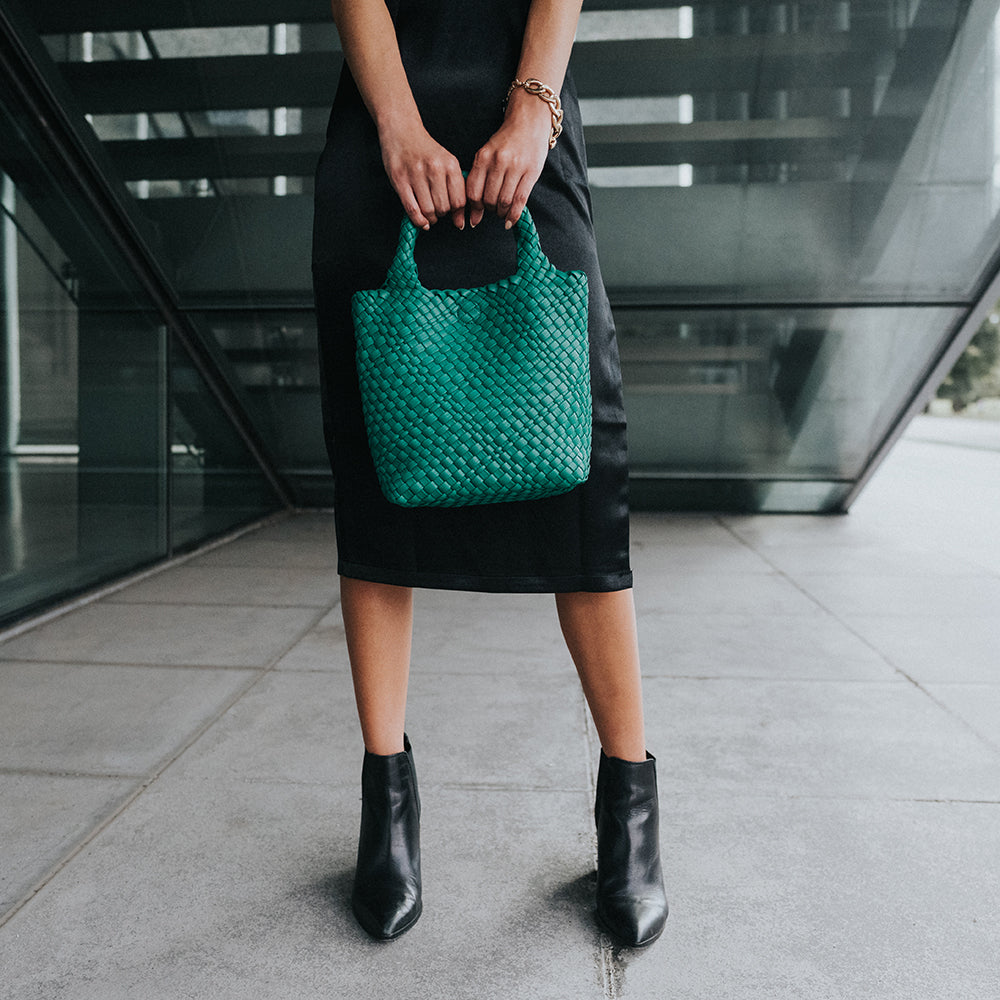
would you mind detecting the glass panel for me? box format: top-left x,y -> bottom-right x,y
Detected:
586,0 -> 1000,303
29,12 -> 334,297
185,308 -> 326,486
170,334 -> 282,551
0,127 -> 168,624
0,26 -> 283,626
619,305 -> 963,478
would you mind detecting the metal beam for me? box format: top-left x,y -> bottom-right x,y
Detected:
29,0 -> 738,35
60,30 -> 892,116
31,2 -> 335,34
589,116 -> 859,168
104,134 -> 325,181
571,31 -> 891,97
101,117 -> 909,180
60,51 -> 341,115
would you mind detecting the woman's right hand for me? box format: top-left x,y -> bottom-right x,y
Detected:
330,1 -> 465,229
379,119 -> 467,231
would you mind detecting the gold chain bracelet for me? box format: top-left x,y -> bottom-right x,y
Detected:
505,77 -> 564,149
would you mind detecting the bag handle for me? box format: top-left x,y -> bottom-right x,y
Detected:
384,206 -> 547,289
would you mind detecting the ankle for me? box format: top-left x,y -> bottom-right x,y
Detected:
363,734 -> 407,756
600,743 -> 648,764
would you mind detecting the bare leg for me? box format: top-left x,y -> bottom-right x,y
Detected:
558,589 -> 666,947
555,589 -> 647,762
340,576 -> 413,756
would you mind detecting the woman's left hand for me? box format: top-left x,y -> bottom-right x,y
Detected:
466,88 -> 553,229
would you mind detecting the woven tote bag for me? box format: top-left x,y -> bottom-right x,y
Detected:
351,208 -> 592,508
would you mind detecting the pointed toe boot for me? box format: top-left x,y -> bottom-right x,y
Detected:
351,735 -> 422,940
594,749 -> 668,948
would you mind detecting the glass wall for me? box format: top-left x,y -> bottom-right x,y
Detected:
618,304 -> 962,510
11,0 -> 1000,514
0,47 -> 282,628
581,0 -> 1000,505
32,10 -> 334,501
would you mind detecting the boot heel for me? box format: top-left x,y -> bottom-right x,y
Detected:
351,734 -> 422,940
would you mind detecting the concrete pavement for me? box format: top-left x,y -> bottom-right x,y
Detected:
1,416 -> 998,998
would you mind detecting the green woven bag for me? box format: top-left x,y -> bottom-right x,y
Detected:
352,207 -> 592,508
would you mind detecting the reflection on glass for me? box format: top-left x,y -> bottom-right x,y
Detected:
0,68 -> 282,626
587,0 -> 1000,302
187,309 -> 323,478
0,160 -> 167,624
30,6 -> 1000,303
620,305 -> 962,478
10,1 -> 1000,527
170,335 -> 283,551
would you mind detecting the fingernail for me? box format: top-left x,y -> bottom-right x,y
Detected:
504,219 -> 513,230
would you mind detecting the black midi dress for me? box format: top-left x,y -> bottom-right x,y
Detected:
312,0 -> 632,593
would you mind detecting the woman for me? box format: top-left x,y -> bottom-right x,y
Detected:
312,0 -> 667,946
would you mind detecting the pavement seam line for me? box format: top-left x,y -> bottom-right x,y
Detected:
0,664 -> 275,929
0,579 -> 333,929
580,680 -> 629,996
715,517 -> 1000,759
0,766 -> 146,780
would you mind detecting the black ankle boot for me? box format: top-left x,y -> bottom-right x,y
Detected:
351,735 -> 422,940
594,749 -> 668,947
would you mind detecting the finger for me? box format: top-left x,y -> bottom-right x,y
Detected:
428,171 -> 453,225
465,159 -> 487,228
412,178 -> 439,229
397,186 -> 431,231
465,160 -> 485,202
387,163 -> 432,229
505,176 -> 532,228
446,168 -> 467,229
496,172 -> 522,228
481,163 -> 506,213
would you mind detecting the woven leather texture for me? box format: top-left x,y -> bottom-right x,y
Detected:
352,208 -> 591,508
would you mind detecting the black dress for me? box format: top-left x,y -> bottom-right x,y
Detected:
312,0 -> 632,593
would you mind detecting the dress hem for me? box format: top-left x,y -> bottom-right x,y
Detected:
338,560 -> 633,594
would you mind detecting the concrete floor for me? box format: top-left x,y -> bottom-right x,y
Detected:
0,416 -> 998,999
